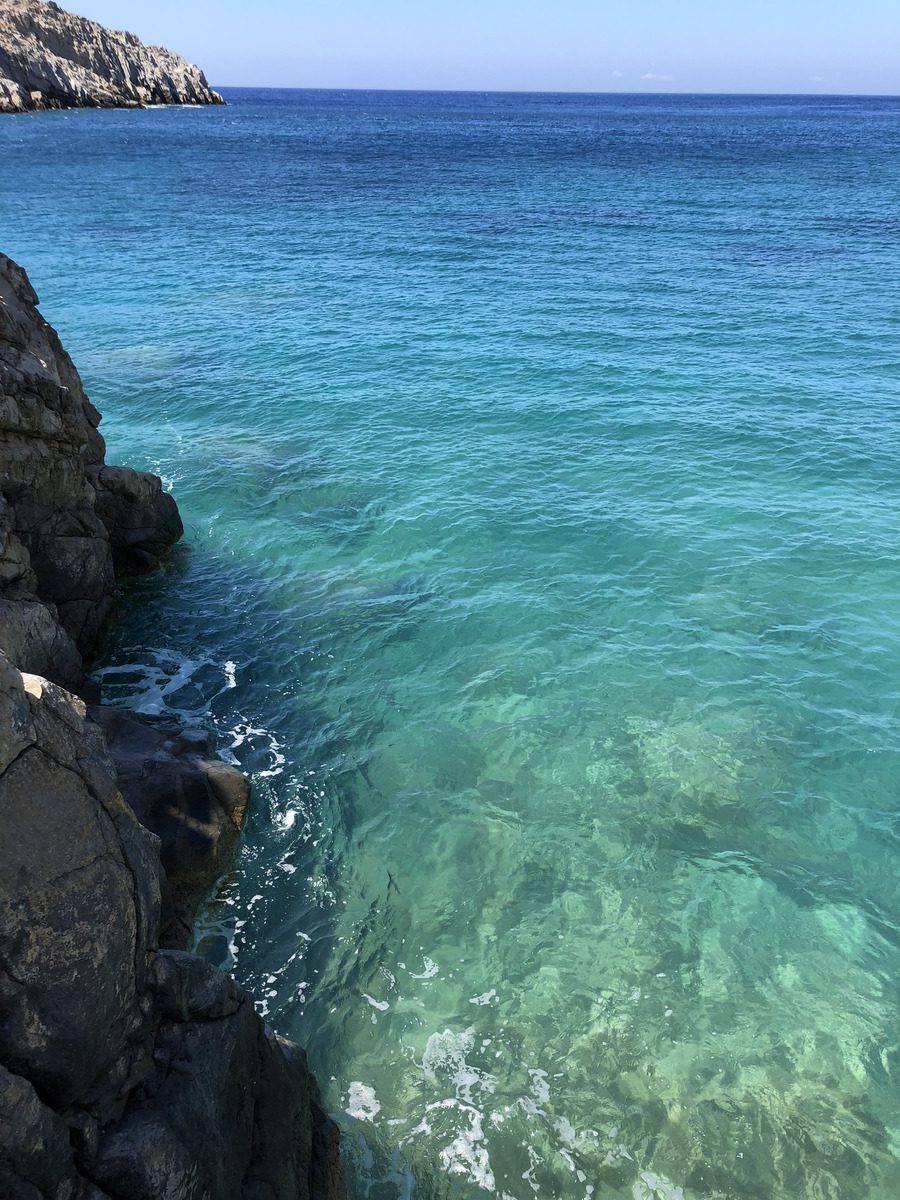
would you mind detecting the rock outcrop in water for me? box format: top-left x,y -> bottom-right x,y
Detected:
88,705 -> 252,950
0,252 -> 183,675
0,252 -> 345,1198
0,0 -> 224,113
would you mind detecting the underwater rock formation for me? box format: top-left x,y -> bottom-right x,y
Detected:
0,252 -> 344,1197
0,0 -> 224,113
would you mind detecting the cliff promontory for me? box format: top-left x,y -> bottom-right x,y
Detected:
0,253 -> 344,1198
0,0 -> 224,112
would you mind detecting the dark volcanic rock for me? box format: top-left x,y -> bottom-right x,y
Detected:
94,950 -> 339,1200
94,463 -> 186,576
0,657 -> 161,1119
0,250 -> 183,668
0,252 -> 346,1197
0,651 -> 345,1200
89,705 -> 251,948
0,0 -> 225,113
0,1063 -> 83,1200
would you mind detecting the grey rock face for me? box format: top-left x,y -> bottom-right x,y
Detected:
0,0 -> 224,112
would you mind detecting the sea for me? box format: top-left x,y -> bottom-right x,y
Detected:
2,88 -> 900,1200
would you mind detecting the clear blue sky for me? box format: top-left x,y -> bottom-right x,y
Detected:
71,0 -> 899,94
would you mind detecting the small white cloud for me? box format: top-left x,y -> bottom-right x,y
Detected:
642,73 -> 674,81
611,70 -> 623,78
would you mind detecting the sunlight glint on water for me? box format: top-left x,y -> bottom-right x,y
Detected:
3,90 -> 900,1199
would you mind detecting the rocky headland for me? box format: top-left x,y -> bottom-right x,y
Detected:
0,253 -> 344,1198
0,0 -> 224,113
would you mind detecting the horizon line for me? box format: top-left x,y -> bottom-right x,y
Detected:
211,85 -> 900,100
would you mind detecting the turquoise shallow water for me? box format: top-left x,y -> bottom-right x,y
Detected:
3,89 -> 900,1199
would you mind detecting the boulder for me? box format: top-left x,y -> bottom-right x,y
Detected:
0,653 -> 345,1200
88,705 -> 250,948
93,464 -> 184,577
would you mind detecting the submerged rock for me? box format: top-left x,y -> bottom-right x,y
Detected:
0,250 -> 345,1197
0,0 -> 225,113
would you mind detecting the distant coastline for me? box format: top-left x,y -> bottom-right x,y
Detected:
0,0 -> 224,112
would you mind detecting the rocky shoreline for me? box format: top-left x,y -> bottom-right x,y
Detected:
0,0 -> 224,112
0,253 -> 345,1197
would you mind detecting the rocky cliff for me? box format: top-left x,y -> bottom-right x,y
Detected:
0,253 -> 345,1199
0,252 -> 183,678
0,0 -> 224,113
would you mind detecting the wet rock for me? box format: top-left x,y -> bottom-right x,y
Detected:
0,653 -> 345,1199
0,251 -> 346,1196
88,705 -> 250,948
0,0 -> 225,113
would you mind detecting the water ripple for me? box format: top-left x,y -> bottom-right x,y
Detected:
5,90 -> 900,1200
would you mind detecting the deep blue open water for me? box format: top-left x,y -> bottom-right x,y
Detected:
3,88 -> 900,1199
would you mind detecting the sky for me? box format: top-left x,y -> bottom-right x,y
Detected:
69,0 -> 899,95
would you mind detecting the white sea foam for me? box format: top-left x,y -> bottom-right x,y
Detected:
556,1116 -> 577,1147
94,649 -> 201,716
346,1082 -> 381,1121
410,958 -> 439,979
421,1028 -> 496,1103
469,989 -> 497,1005
227,721 -> 286,777
362,993 -> 390,1011
433,1099 -> 495,1193
528,1068 -> 550,1104
633,1171 -> 685,1200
